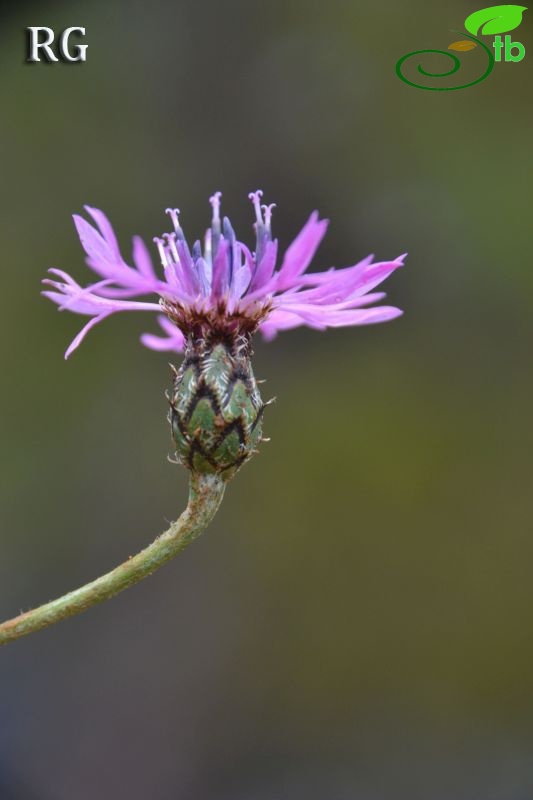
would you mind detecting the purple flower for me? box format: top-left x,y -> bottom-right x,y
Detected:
43,191 -> 405,358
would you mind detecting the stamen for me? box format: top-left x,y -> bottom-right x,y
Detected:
209,192 -> 222,261
209,192 -> 222,225
261,203 -> 276,233
204,229 -> 212,263
165,208 -> 183,237
223,217 -> 235,285
163,232 -> 180,263
153,237 -> 169,267
248,190 -> 264,225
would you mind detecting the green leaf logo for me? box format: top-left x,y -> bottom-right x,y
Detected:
464,4 -> 527,35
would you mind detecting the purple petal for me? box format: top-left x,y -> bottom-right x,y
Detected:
195,257 -> 212,296
276,289 -> 388,312
211,239 -> 230,299
140,332 -> 185,352
320,306 -> 404,325
74,212 -> 163,297
43,273 -> 161,316
348,257 -> 405,297
132,235 -> 158,280
73,215 -> 116,266
84,206 -> 121,258
229,242 -> 252,300
259,309 -> 306,340
260,301 -> 403,339
65,313 -> 111,359
275,212 -> 329,291
141,315 -> 185,353
175,239 -> 200,295
248,239 -> 278,294
300,255 -> 405,297
283,304 -> 404,327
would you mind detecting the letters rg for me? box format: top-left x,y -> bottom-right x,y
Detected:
27,27 -> 87,63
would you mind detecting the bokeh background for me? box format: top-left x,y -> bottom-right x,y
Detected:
1,0 -> 533,797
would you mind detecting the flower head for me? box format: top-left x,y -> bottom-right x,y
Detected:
43,191 -> 405,358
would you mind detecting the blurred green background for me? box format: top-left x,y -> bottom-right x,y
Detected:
1,0 -> 533,797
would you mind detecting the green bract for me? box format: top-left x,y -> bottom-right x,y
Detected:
169,335 -> 266,479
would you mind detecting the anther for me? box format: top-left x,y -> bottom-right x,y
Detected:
153,237 -> 169,267
163,232 -> 180,262
209,192 -> 222,224
165,208 -> 182,236
248,190 -> 264,225
261,203 -> 276,235
204,229 -> 212,261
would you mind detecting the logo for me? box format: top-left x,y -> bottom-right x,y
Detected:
26,27 -> 88,63
396,4 -> 527,90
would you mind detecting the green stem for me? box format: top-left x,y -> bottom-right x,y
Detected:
0,473 -> 226,647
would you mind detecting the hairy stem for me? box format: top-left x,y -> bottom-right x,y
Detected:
0,473 -> 226,647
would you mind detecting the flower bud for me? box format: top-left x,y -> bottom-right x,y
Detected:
169,334 -> 266,479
